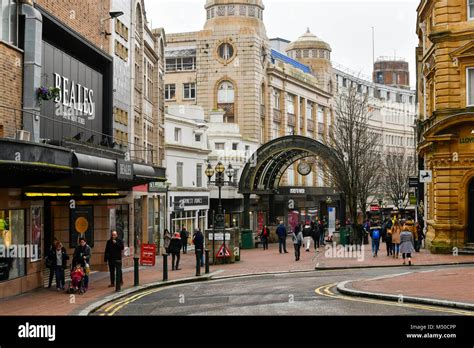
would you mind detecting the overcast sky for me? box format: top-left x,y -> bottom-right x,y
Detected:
144,0 -> 419,88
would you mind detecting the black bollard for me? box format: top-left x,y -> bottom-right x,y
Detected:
196,249 -> 201,276
133,257 -> 139,286
162,254 -> 168,281
205,249 -> 210,274
115,260 -> 122,292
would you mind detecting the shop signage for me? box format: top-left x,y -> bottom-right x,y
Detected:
173,196 -> 209,210
408,177 -> 419,188
419,170 -> 432,183
370,206 -> 380,211
208,233 -> 231,241
148,182 -> 167,193
70,205 -> 94,248
117,160 -> 133,180
328,207 -> 335,236
289,188 -> 306,194
459,137 -> 474,144
140,244 -> 156,266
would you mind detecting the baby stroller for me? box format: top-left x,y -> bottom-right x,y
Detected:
66,264 -> 86,295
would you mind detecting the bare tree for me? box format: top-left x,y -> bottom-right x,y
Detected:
381,148 -> 414,209
326,83 -> 382,243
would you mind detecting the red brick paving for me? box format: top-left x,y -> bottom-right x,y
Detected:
0,240 -> 472,315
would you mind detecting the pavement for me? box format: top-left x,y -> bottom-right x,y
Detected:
0,240 -> 473,315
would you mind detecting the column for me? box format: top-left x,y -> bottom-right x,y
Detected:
243,193 -> 251,229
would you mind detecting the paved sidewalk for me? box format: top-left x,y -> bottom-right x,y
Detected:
0,241 -> 472,315
346,267 -> 474,305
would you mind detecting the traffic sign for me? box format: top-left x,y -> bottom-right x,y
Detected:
420,170 -> 433,183
216,244 -> 231,258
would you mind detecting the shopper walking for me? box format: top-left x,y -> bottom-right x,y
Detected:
192,228 -> 205,267
180,227 -> 188,254
276,222 -> 288,254
169,232 -> 182,270
311,221 -> 320,250
369,222 -> 382,257
400,223 -> 415,266
47,241 -> 68,291
104,230 -> 125,288
163,229 -> 172,254
391,220 -> 401,258
260,225 -> 270,250
45,237 -> 59,288
302,222 -> 312,252
72,238 -> 91,291
292,228 -> 304,261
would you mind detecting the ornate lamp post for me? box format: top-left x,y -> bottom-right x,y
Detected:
206,161 -> 235,264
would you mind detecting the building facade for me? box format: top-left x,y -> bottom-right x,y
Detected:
416,0 -> 474,252
0,0 -> 165,298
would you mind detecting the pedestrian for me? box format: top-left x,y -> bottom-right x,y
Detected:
385,226 -> 393,256
180,227 -> 188,254
45,237 -> 59,288
391,220 -> 402,258
72,238 -> 91,292
104,230 -> 125,288
260,225 -> 270,250
311,220 -> 320,250
292,227 -> 304,261
163,229 -> 172,254
192,228 -> 204,267
319,218 -> 326,246
169,232 -> 182,270
275,221 -> 288,254
400,222 -> 415,266
47,241 -> 69,291
302,221 -> 312,252
369,222 -> 382,257
414,222 -> 423,252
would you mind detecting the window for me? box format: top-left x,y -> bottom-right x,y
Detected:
218,81 -> 235,103
272,123 -> 280,139
376,72 -> 384,84
232,143 -> 238,150
165,84 -> 176,100
195,134 -> 201,142
0,209 -> 26,282
215,142 -> 225,150
165,57 -> 196,72
174,128 -> 181,142
467,68 -> 474,105
286,94 -> 295,114
177,162 -> 183,187
0,0 -> 17,45
306,102 -> 313,119
145,61 -> 154,100
273,89 -> 280,110
108,205 -> 130,246
317,106 -> 324,124
218,43 -> 235,61
245,145 -> 250,153
196,164 -> 202,188
469,0 -> 474,20
183,83 -> 196,100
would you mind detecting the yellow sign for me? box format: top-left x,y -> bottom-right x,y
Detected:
75,217 -> 89,234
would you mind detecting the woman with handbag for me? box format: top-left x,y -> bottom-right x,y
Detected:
47,241 -> 69,291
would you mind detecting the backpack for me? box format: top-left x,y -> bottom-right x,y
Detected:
372,229 -> 380,240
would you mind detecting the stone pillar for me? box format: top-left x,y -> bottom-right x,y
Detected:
243,193 -> 251,229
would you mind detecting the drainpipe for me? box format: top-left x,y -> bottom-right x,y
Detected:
20,0 -> 42,143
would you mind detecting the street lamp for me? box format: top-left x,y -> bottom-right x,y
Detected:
206,161 -> 236,264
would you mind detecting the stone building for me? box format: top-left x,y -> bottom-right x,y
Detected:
416,0 -> 474,253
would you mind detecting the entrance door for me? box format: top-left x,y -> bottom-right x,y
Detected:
468,180 -> 474,243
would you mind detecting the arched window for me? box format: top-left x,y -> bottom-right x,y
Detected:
218,81 -> 235,103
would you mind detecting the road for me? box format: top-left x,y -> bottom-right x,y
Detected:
92,265 -> 474,316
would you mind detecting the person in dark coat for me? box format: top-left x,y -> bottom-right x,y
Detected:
192,229 -> 204,267
311,221 -> 320,250
292,228 -> 304,261
72,238 -> 91,291
260,225 -> 270,250
104,230 -> 125,287
169,233 -> 182,270
45,237 -> 59,288
47,241 -> 69,291
275,222 -> 288,254
180,227 -> 188,254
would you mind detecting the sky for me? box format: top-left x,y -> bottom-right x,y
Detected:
144,0 -> 419,88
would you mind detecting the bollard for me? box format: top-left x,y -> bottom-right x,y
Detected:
115,260 -> 122,292
162,254 -> 168,281
133,257 -> 139,286
196,249 -> 201,276
205,249 -> 210,274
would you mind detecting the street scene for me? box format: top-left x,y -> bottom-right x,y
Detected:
0,0 -> 474,338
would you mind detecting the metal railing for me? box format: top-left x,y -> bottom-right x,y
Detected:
0,104 -> 155,164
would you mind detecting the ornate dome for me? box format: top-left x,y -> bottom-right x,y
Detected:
286,28 -> 331,52
205,0 -> 264,8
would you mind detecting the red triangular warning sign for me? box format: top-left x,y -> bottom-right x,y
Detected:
216,244 -> 231,258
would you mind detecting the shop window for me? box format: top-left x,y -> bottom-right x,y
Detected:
469,0 -> 474,20
109,205 -> 130,246
0,209 -> 26,282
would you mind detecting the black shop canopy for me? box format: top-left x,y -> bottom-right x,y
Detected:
0,139 -> 166,195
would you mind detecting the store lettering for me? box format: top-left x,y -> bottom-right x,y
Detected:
459,137 -> 474,144
54,73 -> 95,120
290,188 -> 305,194
119,163 -> 132,176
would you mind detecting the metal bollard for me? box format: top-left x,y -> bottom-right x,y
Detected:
115,260 -> 122,292
205,249 -> 210,274
133,257 -> 139,286
196,249 -> 201,276
162,254 -> 168,281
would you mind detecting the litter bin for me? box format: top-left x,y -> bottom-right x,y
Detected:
241,229 -> 254,249
339,227 -> 348,246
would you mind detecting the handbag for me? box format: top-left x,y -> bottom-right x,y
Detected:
45,258 -> 52,268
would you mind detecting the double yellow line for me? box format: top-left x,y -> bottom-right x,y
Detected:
315,283 -> 474,316
98,287 -> 167,316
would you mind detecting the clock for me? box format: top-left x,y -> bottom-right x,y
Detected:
297,162 -> 312,176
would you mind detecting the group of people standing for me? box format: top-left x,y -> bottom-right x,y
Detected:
162,227 -> 204,271
364,217 -> 424,265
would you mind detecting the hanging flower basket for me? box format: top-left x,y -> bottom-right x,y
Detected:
37,86 -> 61,105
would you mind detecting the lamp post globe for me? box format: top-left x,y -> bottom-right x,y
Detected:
225,163 -> 234,180
215,161 -> 225,174
205,162 -> 215,179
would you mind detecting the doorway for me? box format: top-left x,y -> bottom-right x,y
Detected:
468,179 -> 474,243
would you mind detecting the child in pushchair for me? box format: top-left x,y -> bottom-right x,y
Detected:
67,264 -> 85,294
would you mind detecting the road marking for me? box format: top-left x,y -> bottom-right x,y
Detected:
314,283 -> 474,316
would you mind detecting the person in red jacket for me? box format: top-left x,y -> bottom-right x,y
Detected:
260,225 -> 270,250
